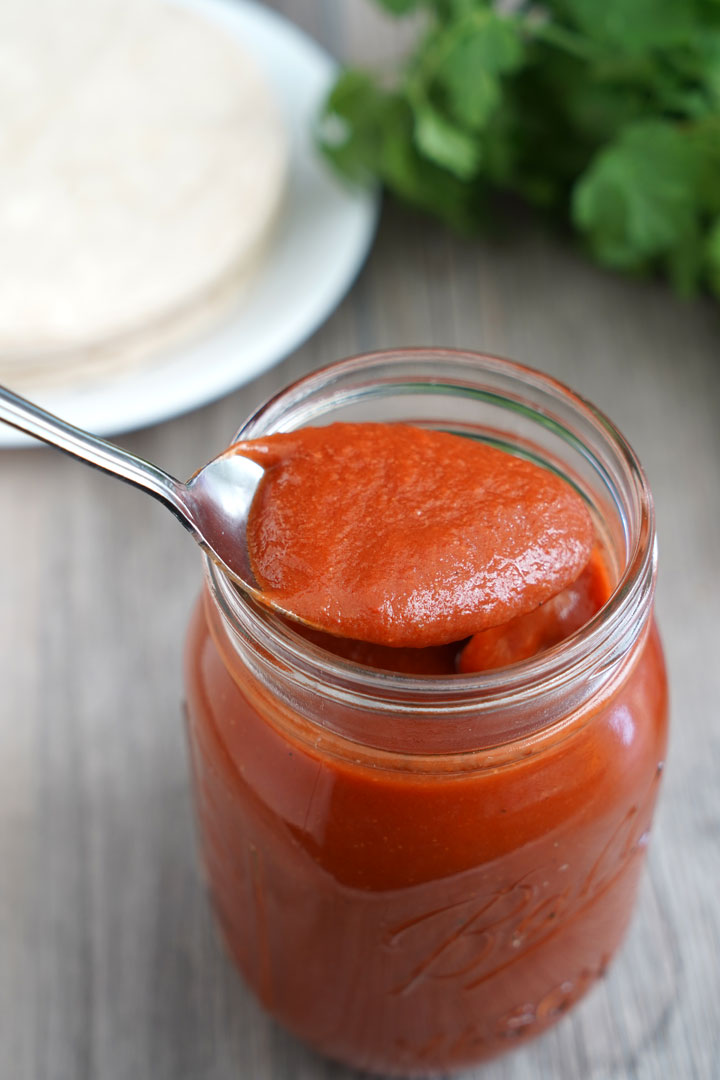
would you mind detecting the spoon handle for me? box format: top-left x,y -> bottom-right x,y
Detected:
0,384 -> 190,521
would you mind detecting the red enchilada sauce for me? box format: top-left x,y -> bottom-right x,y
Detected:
239,423 -> 594,647
185,420 -> 667,1074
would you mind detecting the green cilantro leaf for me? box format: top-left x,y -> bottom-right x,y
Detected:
554,0 -> 698,55
318,70 -> 389,182
411,99 -> 482,178
435,12 -> 524,130
572,122 -> 702,269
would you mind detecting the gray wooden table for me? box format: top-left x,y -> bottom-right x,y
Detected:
2,3 -> 719,1078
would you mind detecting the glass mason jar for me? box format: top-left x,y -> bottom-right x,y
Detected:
184,350 -> 668,1076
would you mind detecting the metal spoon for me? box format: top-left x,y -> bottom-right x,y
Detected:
0,383 -> 273,604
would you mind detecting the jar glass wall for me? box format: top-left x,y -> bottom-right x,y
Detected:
184,350 -> 668,1076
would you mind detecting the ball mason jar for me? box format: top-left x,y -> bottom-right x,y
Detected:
184,350 -> 668,1076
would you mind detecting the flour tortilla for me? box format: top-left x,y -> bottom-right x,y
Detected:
0,0 -> 287,385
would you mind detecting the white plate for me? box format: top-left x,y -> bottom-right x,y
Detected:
0,0 -> 378,449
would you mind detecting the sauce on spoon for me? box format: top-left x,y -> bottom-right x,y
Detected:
237,422 -> 594,648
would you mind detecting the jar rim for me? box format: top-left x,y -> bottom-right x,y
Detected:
204,348 -> 656,723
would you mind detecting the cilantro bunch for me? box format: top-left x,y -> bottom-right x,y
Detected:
319,0 -> 720,298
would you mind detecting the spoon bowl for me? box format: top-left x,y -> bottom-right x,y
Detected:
183,448 -> 265,590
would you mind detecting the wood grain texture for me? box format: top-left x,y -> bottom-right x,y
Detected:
1,3 -> 718,1079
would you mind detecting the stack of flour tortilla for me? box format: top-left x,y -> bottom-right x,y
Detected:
0,0 -> 287,387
